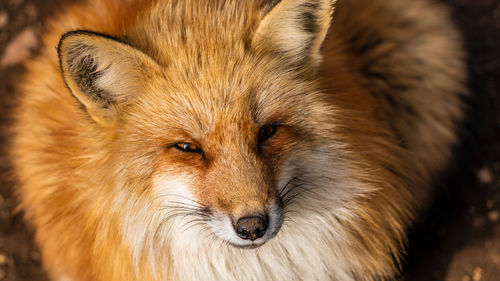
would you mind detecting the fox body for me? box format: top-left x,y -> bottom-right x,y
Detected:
11,0 -> 466,280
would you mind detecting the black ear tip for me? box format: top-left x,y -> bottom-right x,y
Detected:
58,30 -> 88,66
57,31 -> 91,75
59,29 -> 129,48
263,0 -> 282,13
57,30 -> 117,72
58,30 -> 92,52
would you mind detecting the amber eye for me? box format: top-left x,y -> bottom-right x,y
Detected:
258,124 -> 278,143
173,143 -> 203,154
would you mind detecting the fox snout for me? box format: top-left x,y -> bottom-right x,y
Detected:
205,197 -> 284,248
234,215 -> 268,241
202,194 -> 284,247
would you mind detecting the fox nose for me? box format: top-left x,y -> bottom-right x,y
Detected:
234,215 -> 268,241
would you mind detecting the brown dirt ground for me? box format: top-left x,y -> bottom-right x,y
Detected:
0,0 -> 499,280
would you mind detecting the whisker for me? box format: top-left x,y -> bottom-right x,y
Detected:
160,205 -> 206,213
153,194 -> 213,241
279,176 -> 300,197
280,182 -> 308,202
182,221 -> 209,233
152,194 -> 202,206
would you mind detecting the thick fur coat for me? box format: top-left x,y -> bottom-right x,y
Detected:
11,0 -> 466,280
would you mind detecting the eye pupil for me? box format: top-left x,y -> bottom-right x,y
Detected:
258,125 -> 278,142
174,143 -> 202,154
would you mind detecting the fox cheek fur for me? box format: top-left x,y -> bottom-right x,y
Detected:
11,0 -> 466,280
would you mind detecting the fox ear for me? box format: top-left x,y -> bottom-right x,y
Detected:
252,0 -> 334,71
58,31 -> 160,127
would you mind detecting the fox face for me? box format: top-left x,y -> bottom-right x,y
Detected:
57,0 -> 343,251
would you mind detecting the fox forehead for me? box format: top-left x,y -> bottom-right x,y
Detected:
128,0 -> 266,64
125,57 -> 317,139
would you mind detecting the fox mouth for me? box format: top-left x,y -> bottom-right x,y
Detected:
206,202 -> 284,248
232,243 -> 263,249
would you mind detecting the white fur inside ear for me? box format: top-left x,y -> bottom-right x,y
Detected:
58,32 -> 160,126
61,35 -> 144,104
260,8 -> 316,58
252,0 -> 334,67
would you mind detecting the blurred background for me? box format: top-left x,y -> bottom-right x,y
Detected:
0,0 -> 498,280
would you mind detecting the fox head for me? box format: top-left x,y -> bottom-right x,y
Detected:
57,0 -> 340,251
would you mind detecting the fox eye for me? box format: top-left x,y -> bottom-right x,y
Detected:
258,124 -> 278,143
174,143 -> 203,154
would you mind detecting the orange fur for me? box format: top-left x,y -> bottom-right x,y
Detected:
11,0 -> 466,280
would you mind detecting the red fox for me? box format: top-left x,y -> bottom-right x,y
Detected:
11,0 -> 466,280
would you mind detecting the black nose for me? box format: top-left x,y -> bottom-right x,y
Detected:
234,215 -> 268,241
